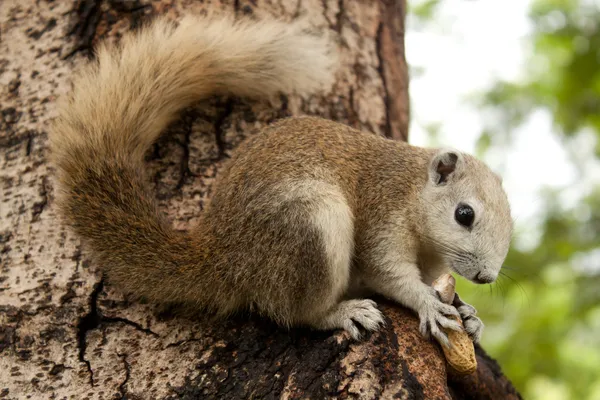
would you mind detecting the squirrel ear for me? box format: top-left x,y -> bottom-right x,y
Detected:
429,150 -> 462,185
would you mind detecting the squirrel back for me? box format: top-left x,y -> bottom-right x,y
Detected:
51,15 -> 336,307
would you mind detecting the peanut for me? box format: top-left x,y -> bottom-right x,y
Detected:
431,274 -> 477,375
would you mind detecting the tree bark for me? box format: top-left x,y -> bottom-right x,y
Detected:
0,0 -> 521,398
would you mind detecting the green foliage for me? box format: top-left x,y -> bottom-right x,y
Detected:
409,0 -> 441,23
410,0 -> 600,398
481,0 -> 600,155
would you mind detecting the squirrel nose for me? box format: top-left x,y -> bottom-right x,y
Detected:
474,271 -> 494,284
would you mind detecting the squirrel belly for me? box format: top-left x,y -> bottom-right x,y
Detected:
52,14 -> 513,343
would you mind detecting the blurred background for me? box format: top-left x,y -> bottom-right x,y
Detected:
406,1 -> 600,399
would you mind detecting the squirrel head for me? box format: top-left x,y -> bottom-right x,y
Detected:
419,149 -> 513,284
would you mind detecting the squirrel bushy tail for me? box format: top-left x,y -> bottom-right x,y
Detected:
51,15 -> 335,304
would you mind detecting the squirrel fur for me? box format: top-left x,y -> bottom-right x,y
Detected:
51,14 -> 513,345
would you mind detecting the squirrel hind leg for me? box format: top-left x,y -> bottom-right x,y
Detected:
281,181 -> 375,335
290,183 -> 386,339
243,180 -> 355,327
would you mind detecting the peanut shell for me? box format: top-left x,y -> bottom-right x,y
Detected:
431,274 -> 477,375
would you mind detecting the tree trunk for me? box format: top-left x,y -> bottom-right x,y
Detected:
0,0 -> 521,398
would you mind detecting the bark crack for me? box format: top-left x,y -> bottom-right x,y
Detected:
49,362 -> 73,376
103,317 -> 159,337
117,352 -> 131,399
76,279 -> 159,387
31,177 -> 49,223
76,279 -> 104,387
64,0 -> 150,59
64,0 -> 103,59
213,99 -> 235,160
175,111 -> 194,190
335,0 -> 345,33
25,130 -> 34,156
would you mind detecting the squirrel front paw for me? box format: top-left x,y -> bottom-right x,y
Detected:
453,293 -> 484,343
418,293 -> 462,347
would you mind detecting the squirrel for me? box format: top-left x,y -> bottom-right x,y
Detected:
50,14 -> 513,346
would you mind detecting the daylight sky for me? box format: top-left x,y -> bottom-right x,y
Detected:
406,0 -> 600,251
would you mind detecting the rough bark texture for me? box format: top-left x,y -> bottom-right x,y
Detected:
0,0 -> 521,399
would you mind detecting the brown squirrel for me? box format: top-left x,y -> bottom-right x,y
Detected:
51,14 -> 513,346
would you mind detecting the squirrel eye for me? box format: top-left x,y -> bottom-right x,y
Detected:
455,204 -> 475,228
